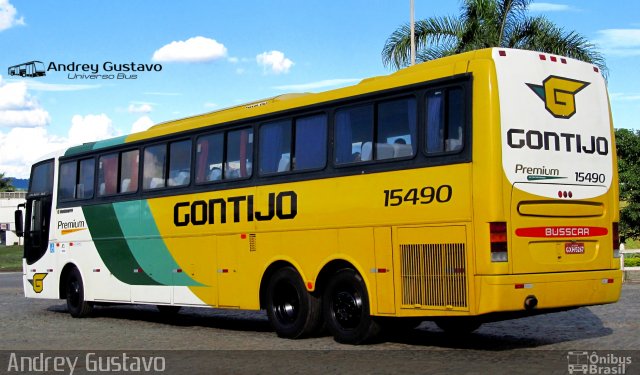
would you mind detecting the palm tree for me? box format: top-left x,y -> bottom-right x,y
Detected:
0,172 -> 16,192
382,0 -> 607,75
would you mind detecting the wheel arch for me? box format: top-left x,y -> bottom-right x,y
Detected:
58,262 -> 80,300
259,260 -> 299,309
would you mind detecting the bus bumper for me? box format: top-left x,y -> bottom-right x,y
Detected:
474,269 -> 622,315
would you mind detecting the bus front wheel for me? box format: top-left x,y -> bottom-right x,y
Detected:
66,268 -> 93,318
323,268 -> 380,344
265,267 -> 322,339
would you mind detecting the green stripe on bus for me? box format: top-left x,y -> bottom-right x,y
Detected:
64,142 -> 96,157
92,135 -> 127,150
113,200 -> 202,286
64,136 -> 127,157
82,204 -> 160,285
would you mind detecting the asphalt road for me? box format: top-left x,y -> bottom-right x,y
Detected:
0,272 -> 638,374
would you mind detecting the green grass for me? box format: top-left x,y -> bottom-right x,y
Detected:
0,245 -> 23,271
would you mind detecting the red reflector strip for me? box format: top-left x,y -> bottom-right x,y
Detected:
218,269 -> 229,273
173,269 -> 183,273
69,242 -> 74,246
539,54 -> 546,60
498,50 -> 506,56
46,269 -> 53,272
30,269 -> 36,272
561,58 -> 567,64
602,278 -> 614,284
133,268 -> 143,273
550,56 -> 557,62
370,268 -> 390,273
93,269 -> 100,273
240,234 -> 247,239
594,66 -> 600,73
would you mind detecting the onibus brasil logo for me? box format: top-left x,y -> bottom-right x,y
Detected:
526,75 -> 590,119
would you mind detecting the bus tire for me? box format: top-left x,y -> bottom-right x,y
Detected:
434,317 -> 482,334
66,267 -> 93,318
323,268 -> 380,344
266,267 -> 322,339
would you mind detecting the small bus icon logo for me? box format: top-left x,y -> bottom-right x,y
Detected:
8,61 -> 46,78
567,351 -> 589,374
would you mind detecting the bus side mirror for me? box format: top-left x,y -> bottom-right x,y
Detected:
14,204 -> 25,237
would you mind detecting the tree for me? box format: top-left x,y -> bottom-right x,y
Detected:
382,0 -> 607,76
616,129 -> 640,240
0,172 -> 16,192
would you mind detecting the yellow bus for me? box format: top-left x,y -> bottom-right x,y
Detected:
15,48 -> 621,344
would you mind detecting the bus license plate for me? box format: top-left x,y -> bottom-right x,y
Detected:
565,242 -> 585,254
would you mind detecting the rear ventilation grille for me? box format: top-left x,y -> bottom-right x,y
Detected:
400,243 -> 468,309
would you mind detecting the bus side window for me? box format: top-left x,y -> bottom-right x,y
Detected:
143,144 -> 167,189
98,153 -> 118,196
294,113 -> 327,170
58,162 -> 77,200
260,120 -> 292,174
335,104 -> 373,164
377,97 -> 417,159
120,150 -> 139,193
195,133 -> 224,183
168,140 -> 191,187
225,128 -> 253,179
77,158 -> 95,199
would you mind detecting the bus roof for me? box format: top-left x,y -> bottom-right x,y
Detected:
62,48 -> 602,158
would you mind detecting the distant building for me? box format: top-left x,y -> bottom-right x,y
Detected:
0,192 -> 26,246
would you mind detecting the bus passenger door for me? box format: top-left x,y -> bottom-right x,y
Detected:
216,234 -> 240,307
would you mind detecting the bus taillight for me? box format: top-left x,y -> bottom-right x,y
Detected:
490,222 -> 508,262
613,222 -> 620,258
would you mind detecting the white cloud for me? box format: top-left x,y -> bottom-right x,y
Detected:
204,102 -> 218,109
596,29 -> 640,56
68,114 -> 119,145
0,128 -> 66,178
0,76 -> 51,127
610,93 -> 640,102
256,51 -> 294,74
529,2 -> 572,12
23,81 -> 101,92
0,114 -> 120,178
152,36 -> 228,63
131,115 -> 154,133
274,78 -> 361,91
128,103 -> 153,113
0,0 -> 25,32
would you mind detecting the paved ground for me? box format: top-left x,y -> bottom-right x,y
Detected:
0,272 -> 638,374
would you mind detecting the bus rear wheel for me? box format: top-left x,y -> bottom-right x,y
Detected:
323,268 -> 380,344
66,268 -> 93,318
266,267 -> 322,339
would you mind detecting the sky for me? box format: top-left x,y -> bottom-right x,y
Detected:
1,0 -> 639,178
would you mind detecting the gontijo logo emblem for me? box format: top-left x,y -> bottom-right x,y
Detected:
526,76 -> 589,119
